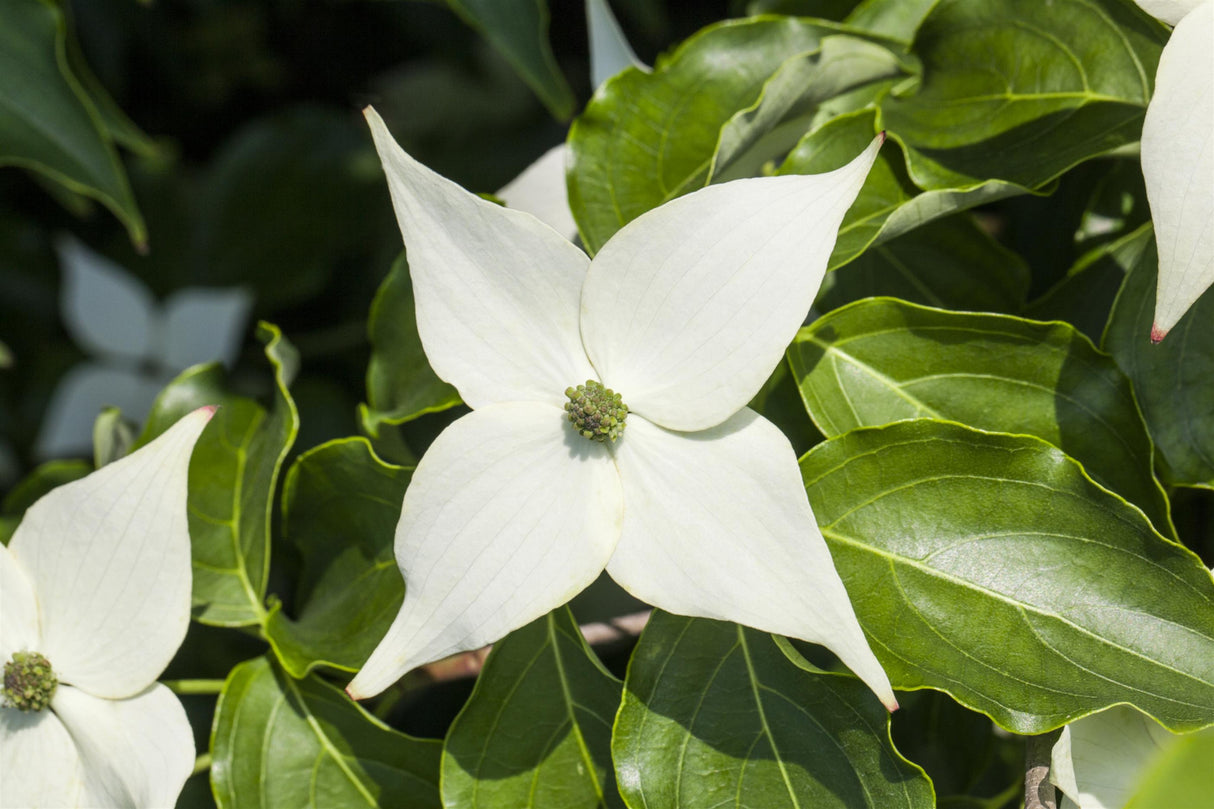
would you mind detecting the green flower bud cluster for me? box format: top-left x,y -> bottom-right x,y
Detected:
564,380 -> 628,442
3,651 -> 57,712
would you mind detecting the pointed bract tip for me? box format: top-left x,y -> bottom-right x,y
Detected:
197,405 -> 219,419
344,685 -> 361,701
883,695 -> 900,713
1150,322 -> 1168,344
878,130 -> 887,144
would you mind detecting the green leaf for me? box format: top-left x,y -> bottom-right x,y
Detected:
0,339 -> 11,368
789,298 -> 1173,535
265,438 -> 410,678
361,251 -> 461,437
196,107 -> 398,312
781,108 -> 1041,271
442,608 -> 623,808
889,690 -> 1021,805
814,213 -> 1029,314
568,17 -> 905,254
211,655 -> 441,809
1,459 -> 91,517
1025,222 -> 1153,344
91,406 -> 136,468
881,0 -> 1164,189
801,419 -> 1214,733
138,323 -> 299,626
845,0 -> 939,45
0,0 -> 146,246
1104,236 -> 1214,489
612,611 -> 933,809
444,0 -> 574,120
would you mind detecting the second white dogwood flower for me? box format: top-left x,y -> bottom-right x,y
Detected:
348,107 -> 896,710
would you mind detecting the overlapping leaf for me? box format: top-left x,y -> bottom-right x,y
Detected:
613,611 -> 933,809
788,298 -> 1173,534
442,608 -> 623,808
801,419 -> 1214,733
361,251 -> 461,436
0,0 -> 146,245
881,0 -> 1164,188
1025,222 -> 1153,344
567,17 -> 906,253
211,655 -> 441,809
813,213 -> 1029,314
1104,235 -> 1214,488
265,438 -> 410,678
781,109 -> 1037,271
137,323 -> 299,626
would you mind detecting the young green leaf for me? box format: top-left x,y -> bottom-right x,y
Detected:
265,438 -> 411,678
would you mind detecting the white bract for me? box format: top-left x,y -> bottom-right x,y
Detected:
1135,0 -> 1213,341
37,237 -> 250,459
347,107 -> 896,710
0,408 -> 213,807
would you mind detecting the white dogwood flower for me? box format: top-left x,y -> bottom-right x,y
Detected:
1135,0 -> 1213,341
347,107 -> 896,710
0,408 -> 213,807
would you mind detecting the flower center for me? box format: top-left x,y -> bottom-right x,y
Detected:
3,651 -> 57,712
564,380 -> 628,442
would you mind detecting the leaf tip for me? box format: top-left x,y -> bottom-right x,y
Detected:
1150,322 -> 1169,343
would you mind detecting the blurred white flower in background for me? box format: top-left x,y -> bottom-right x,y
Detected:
36,237 -> 250,459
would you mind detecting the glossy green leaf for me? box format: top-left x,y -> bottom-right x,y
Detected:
613,611 -> 933,809
845,0 -> 939,45
814,213 -> 1029,315
265,438 -> 410,678
789,298 -> 1173,534
568,17 -> 904,253
138,323 -> 299,626
442,607 -> 623,809
781,108 -> 1040,270
801,419 -> 1214,733
708,35 -> 905,183
211,655 -> 441,809
361,251 -> 462,436
444,0 -> 574,120
0,0 -> 146,246
881,0 -> 1164,189
1104,236 -> 1214,489
1025,222 -> 1153,344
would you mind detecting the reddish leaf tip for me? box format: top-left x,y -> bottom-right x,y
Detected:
1150,323 -> 1168,344
878,130 -> 887,144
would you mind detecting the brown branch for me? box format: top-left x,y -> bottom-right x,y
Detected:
1025,730 -> 1062,809
419,610 -> 653,683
